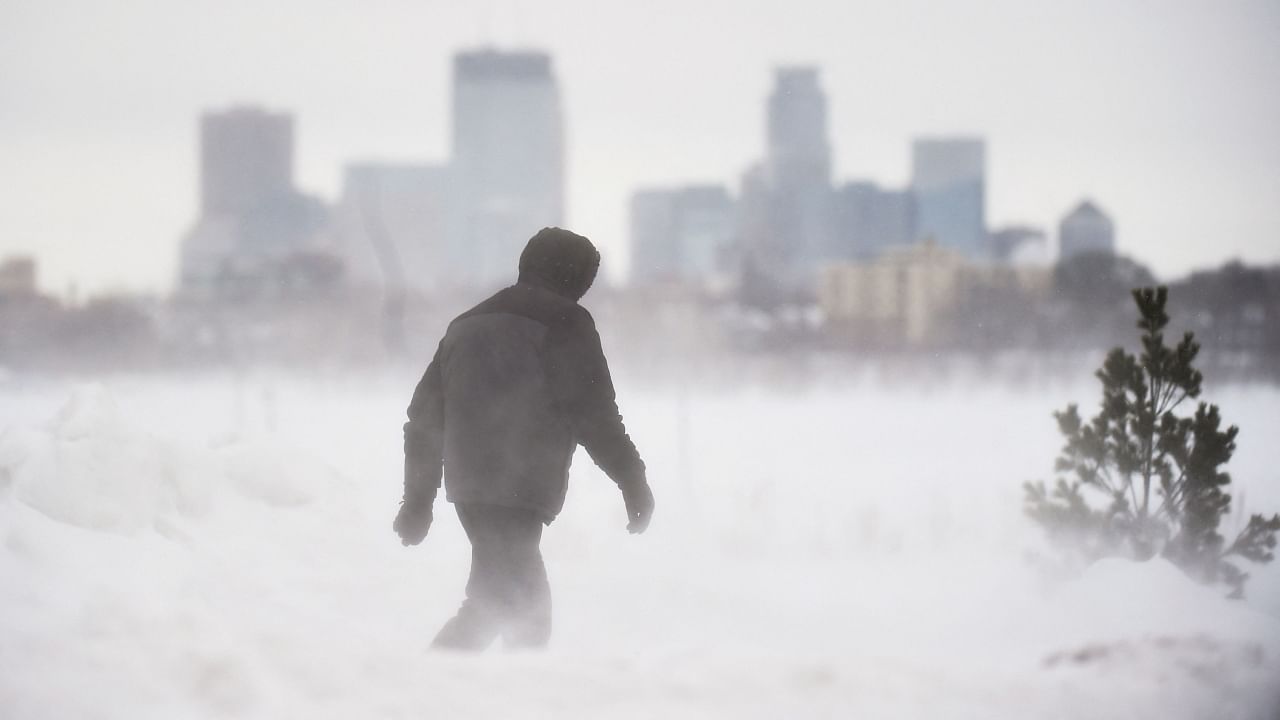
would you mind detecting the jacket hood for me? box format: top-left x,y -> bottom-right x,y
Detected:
517,227 -> 601,301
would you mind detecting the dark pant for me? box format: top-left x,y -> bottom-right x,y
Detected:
432,503 -> 551,651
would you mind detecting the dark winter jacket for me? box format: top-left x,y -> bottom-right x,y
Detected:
403,231 -> 646,522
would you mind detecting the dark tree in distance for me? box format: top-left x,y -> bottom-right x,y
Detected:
1170,260 -> 1280,381
1024,286 -> 1280,597
944,281 -> 1045,353
1054,253 -> 1156,310
1052,252 -> 1156,348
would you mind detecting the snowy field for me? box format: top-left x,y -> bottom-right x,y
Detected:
2,369 -> 1279,719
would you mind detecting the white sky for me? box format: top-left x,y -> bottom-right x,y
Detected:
2,0 -> 1278,296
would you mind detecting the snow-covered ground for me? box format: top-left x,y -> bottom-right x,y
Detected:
2,370 -> 1278,719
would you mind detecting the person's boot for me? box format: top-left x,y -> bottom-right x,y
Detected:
431,600 -> 501,651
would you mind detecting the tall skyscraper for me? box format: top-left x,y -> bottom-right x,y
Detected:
1058,200 -> 1115,259
742,67 -> 833,295
910,138 -> 986,259
199,107 -> 293,216
767,68 -> 831,192
451,49 -> 564,288
179,106 -> 328,298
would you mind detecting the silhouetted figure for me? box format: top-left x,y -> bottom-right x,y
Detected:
393,227 -> 654,650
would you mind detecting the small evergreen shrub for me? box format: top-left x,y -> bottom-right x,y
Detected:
1025,286 -> 1280,597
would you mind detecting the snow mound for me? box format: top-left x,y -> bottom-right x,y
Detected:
1032,557 -> 1280,714
1055,558 -> 1276,641
0,384 -> 338,534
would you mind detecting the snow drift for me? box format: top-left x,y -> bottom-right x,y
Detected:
1,384 -> 337,534
1,377 -> 1278,719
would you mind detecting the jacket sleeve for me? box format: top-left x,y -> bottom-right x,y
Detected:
544,308 -> 647,487
403,342 -> 445,505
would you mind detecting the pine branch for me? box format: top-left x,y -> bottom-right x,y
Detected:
1224,514 -> 1280,564
1155,463 -> 1189,521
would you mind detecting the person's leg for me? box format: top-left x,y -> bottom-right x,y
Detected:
493,507 -> 552,649
431,504 -> 505,651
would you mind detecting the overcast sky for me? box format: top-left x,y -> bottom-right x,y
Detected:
2,0 -> 1278,296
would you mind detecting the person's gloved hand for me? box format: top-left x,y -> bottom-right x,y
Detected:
620,480 -> 654,534
393,499 -> 432,546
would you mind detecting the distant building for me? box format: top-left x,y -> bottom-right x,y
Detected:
734,163 -> 781,304
451,49 -> 564,289
630,191 -> 679,284
179,106 -> 330,299
822,242 -> 967,345
0,256 -> 37,298
989,225 -> 1050,266
739,67 -> 833,295
629,185 -> 735,288
333,163 -> 452,296
199,107 -> 293,216
767,67 -> 831,193
831,181 -> 914,260
1058,200 -> 1115,259
822,240 -> 1050,346
910,138 -> 986,259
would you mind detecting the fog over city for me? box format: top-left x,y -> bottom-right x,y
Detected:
2,0 -> 1278,295
2,2 -> 1280,719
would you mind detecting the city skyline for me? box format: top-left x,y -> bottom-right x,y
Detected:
451,48 -> 564,289
2,0 -> 1278,296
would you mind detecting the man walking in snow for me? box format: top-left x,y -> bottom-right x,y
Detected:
393,227 -> 654,650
